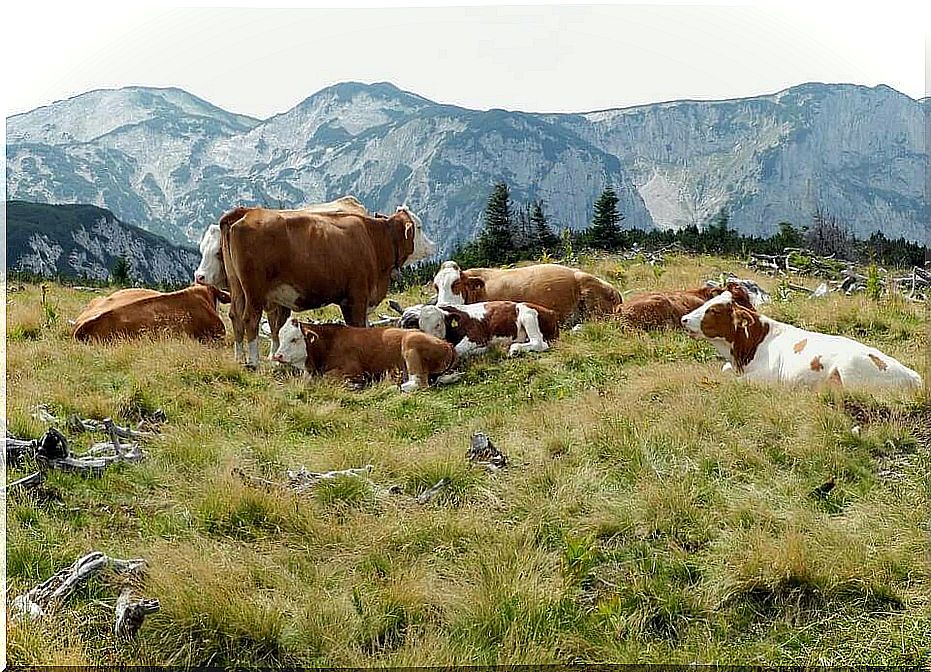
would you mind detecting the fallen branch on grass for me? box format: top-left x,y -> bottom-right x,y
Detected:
11,551 -> 147,621
114,588 -> 160,639
2,471 -> 45,495
287,464 -> 375,494
416,478 -> 449,504
8,427 -> 145,478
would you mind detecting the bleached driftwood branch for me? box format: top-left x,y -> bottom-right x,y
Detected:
416,478 -> 449,504
114,588 -> 160,639
2,471 -> 44,495
11,552 -> 146,621
287,465 -> 375,494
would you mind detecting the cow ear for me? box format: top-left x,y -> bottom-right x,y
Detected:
732,306 -> 753,332
305,329 -> 319,344
404,220 -> 415,239
465,277 -> 485,291
216,289 -> 231,304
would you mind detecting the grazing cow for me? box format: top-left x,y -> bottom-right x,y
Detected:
680,290 -> 923,390
193,196 -> 372,358
433,261 -> 621,323
272,319 -> 456,392
205,204 -> 435,367
617,282 -> 755,330
400,301 -> 559,357
72,284 -> 229,342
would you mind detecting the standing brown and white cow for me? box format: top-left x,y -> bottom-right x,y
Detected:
194,196 -> 371,358
208,205 -> 435,367
432,261 -> 621,323
72,284 -> 229,342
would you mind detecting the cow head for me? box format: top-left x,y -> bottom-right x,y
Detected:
273,318 -> 311,371
433,261 -> 486,305
418,305 -> 448,340
396,206 -> 436,265
194,224 -> 227,288
681,291 -> 770,372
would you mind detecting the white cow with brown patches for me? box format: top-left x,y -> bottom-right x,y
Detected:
681,291 -> 923,390
400,300 -> 559,357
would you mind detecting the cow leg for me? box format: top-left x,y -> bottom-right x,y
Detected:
228,288 -> 247,363
340,297 -> 370,327
242,301 -> 263,369
266,303 -> 292,359
400,347 -> 427,393
454,337 -> 487,358
509,305 -> 549,357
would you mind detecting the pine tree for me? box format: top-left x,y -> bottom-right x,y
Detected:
583,186 -> 625,250
477,182 -> 516,264
111,256 -> 132,286
529,200 -> 559,253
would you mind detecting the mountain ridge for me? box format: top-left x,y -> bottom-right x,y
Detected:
6,81 -> 927,250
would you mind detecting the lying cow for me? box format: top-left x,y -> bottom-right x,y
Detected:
272,319 -> 456,392
400,301 -> 559,357
616,281 -> 755,330
433,261 -> 621,323
73,284 -> 229,342
193,195 -> 372,360
680,290 -> 923,390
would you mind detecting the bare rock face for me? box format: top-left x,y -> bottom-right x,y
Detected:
6,82 -> 928,252
7,202 -> 200,284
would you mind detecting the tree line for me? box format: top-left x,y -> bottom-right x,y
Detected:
447,181 -> 929,271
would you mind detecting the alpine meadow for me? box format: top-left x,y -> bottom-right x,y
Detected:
5,5 -> 931,665
5,249 -> 930,665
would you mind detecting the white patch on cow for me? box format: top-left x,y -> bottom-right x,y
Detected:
400,374 -> 425,393
681,291 -> 733,336
418,305 -> 447,340
398,206 -> 436,264
457,302 -> 488,320
267,284 -> 302,310
272,320 -> 308,371
434,261 -> 464,305
509,303 -> 549,356
194,224 -> 224,286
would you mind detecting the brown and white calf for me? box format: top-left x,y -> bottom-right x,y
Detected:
617,282 -> 757,330
432,261 -> 621,323
401,301 -> 559,357
680,290 -> 923,390
272,319 -> 456,392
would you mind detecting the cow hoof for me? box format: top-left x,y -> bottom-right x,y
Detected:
244,362 -> 259,371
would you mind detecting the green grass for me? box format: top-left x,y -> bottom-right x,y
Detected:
5,255 -> 931,666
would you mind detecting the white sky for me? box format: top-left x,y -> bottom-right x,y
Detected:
1,1 -> 929,120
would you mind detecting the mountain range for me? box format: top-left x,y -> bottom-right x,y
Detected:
6,81 -> 929,254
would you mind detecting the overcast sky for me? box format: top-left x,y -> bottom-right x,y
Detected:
3,1 -> 928,120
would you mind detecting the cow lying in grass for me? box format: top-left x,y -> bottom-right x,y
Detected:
681,290 -> 923,390
400,300 -> 559,357
272,319 -> 456,392
616,281 -> 756,330
433,261 -> 621,323
72,284 -> 229,342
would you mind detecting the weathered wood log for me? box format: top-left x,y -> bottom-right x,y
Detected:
388,299 -> 404,315
11,552 -> 146,620
417,478 -> 449,504
3,471 -> 45,494
114,588 -> 160,639
287,465 -> 375,494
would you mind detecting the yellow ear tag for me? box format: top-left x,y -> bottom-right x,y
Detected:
450,318 -> 458,328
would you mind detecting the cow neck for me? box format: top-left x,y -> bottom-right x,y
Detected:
730,312 -> 771,373
385,216 -> 404,272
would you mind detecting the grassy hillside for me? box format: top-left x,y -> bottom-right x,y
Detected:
5,253 -> 930,666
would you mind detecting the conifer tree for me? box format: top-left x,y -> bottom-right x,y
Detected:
583,186 -> 625,250
530,200 -> 559,253
477,182 -> 516,263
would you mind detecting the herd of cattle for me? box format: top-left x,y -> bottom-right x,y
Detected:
70,196 -> 923,392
